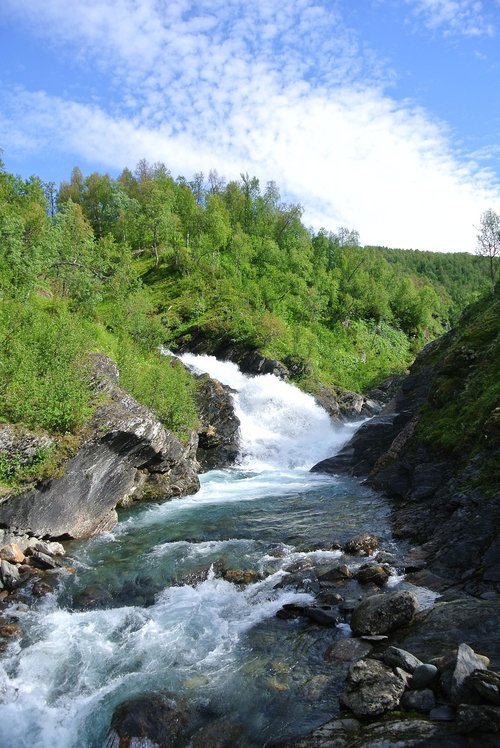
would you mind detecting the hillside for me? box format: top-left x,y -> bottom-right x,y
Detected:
313,287 -> 500,595
0,156 -> 495,491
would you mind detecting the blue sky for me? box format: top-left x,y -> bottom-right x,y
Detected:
1,0 -> 500,252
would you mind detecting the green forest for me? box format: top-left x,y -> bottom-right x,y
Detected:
0,154 -> 493,467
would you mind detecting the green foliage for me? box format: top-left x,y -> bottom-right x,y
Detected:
417,289 -> 500,488
117,345 -> 199,441
0,154 -> 495,472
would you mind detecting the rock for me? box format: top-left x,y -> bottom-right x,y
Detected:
318,564 -> 352,583
31,580 -> 54,597
451,642 -> 488,704
0,543 -> 25,564
355,563 -> 390,587
0,424 -> 54,470
302,606 -> 339,626
340,658 -> 406,717
195,375 -> 240,470
275,603 -> 308,620
0,559 -> 21,590
274,569 -> 320,594
401,688 -> 436,713
469,669 -> 500,705
106,691 -> 195,748
390,600 -> 500,669
324,638 -> 372,662
222,568 -> 260,586
0,354 -> 200,540
351,591 -> 417,636
343,533 -> 379,556
25,540 -> 65,557
73,584 -> 114,610
411,663 -> 438,688
191,719 -> 245,748
284,558 -> 314,574
456,704 -> 500,733
0,623 -> 22,638
383,646 -> 423,673
28,551 -> 59,570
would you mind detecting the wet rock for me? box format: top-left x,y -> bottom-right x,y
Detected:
355,563 -> 390,587
191,719 -> 245,748
383,645 -> 423,673
276,603 -> 308,620
0,559 -> 21,590
411,662 -> 438,688
31,580 -> 54,597
283,558 -> 314,574
0,623 -> 22,638
74,584 -> 114,610
451,642 -> 487,704
350,590 -> 417,636
343,533 -> 379,556
340,658 -> 406,717
318,564 -> 351,584
401,688 -> 436,713
0,543 -> 25,564
195,375 -> 240,471
469,669 -> 500,705
106,691 -> 195,748
302,605 -> 339,626
324,638 -> 372,662
275,569 -> 320,594
27,551 -> 59,570
456,704 -> 500,733
221,569 -> 260,586
25,540 -> 65,557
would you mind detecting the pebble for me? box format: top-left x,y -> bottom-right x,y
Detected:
401,688 -> 436,713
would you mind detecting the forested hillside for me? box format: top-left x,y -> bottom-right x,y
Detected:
0,155 -> 493,463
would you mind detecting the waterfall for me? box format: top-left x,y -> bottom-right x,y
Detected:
178,353 -> 352,470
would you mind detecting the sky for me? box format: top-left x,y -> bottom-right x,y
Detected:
1,0 -> 500,252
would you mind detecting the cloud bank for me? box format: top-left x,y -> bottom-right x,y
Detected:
1,0 -> 499,251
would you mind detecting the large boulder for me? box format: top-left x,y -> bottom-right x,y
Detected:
105,692 -> 197,748
340,658 -> 406,717
0,355 -> 200,539
351,591 -> 418,636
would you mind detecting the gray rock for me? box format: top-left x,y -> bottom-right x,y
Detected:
28,551 -> 59,570
411,663 -> 438,688
106,691 -> 196,748
469,669 -> 500,705
0,559 -> 21,590
191,718 -> 245,748
340,658 -> 406,717
351,591 -> 418,636
383,646 -> 423,673
456,704 -> 500,733
303,606 -> 339,626
0,355 -> 200,539
401,688 -> 436,713
451,643 -> 487,704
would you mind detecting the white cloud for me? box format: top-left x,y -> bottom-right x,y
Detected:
405,0 -> 496,37
1,0 -> 500,251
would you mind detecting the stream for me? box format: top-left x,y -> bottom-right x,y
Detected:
0,355 -> 428,747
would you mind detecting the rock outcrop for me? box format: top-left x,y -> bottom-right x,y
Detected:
312,290 -> 500,597
195,374 -> 240,470
0,355 -> 200,540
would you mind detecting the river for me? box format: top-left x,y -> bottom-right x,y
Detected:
0,355 -> 421,747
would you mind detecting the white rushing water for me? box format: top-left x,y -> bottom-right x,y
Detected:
179,352 -> 355,470
0,355 -> 384,748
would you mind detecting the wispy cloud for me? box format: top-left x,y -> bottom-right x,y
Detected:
1,0 -> 499,251
405,0 -> 496,37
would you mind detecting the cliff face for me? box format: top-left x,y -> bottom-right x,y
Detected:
0,355 -> 200,540
313,290 -> 500,597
